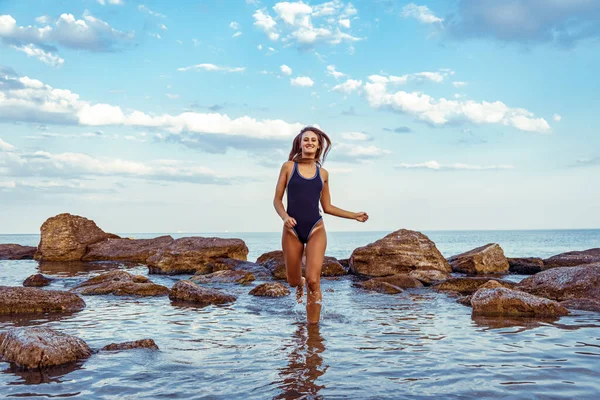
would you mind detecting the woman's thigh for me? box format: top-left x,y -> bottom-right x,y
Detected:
282,225 -> 304,285
304,221 -> 327,282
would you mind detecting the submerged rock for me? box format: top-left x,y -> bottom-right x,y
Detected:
147,237 -> 248,275
517,265 -> 600,301
249,282 -> 290,297
409,269 -> 450,285
191,270 -> 255,285
101,339 -> 159,351
169,280 -> 236,306
366,274 -> 423,289
448,244 -> 509,275
82,236 -> 174,263
508,257 -> 544,275
0,244 -> 37,260
71,270 -> 169,296
23,274 -> 52,287
471,287 -> 569,317
349,229 -> 450,277
432,277 -> 517,295
0,286 -> 85,314
0,327 -> 92,369
356,280 -> 403,294
543,248 -> 600,269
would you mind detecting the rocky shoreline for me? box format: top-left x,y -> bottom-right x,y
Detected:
1,212 -> 600,370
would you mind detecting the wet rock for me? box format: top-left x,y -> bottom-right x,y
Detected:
71,270 -> 169,296
0,286 -> 85,314
432,277 -> 517,295
257,251 -> 287,280
82,236 -> 174,262
409,269 -> 450,286
349,229 -> 450,277
457,295 -> 472,306
448,244 -> 509,275
249,282 -> 290,297
356,280 -> 403,294
147,237 -> 248,275
543,248 -> 600,269
508,257 -> 544,274
0,327 -> 92,369
337,258 -> 349,269
367,274 -> 423,289
169,280 -> 236,306
23,274 -> 52,287
471,287 -> 569,317
517,265 -> 600,301
321,257 -> 347,276
560,298 -> 600,312
38,260 -> 140,277
207,257 -> 270,278
35,213 -> 119,262
0,244 -> 37,260
101,339 -> 159,351
191,270 -> 255,285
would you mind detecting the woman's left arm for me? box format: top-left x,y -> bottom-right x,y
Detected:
320,168 -> 368,222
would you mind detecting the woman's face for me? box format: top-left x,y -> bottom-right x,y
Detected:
301,131 -> 319,155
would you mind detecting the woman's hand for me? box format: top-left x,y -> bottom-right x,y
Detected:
284,216 -> 297,229
354,212 -> 369,222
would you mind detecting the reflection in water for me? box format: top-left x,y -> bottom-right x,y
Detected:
0,311 -> 80,328
2,361 -> 85,385
275,323 -> 328,399
471,315 -> 560,332
38,260 -> 142,277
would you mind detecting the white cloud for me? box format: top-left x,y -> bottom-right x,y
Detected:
230,21 -> 240,30
0,138 -> 15,151
232,32 -> 242,38
341,132 -> 369,141
338,18 -> 350,28
177,63 -> 245,73
149,33 -> 161,39
98,0 -> 124,5
453,81 -> 467,88
335,142 -> 391,160
402,3 -> 443,24
11,44 -> 65,67
0,180 -> 16,188
253,9 -> 279,41
257,44 -> 263,50
35,16 -> 51,24
331,78 -> 362,94
290,76 -> 314,87
138,5 -> 166,18
553,114 -> 562,122
159,24 -> 168,31
165,94 -> 180,99
395,160 -> 514,170
280,64 -> 292,75
326,65 -> 347,79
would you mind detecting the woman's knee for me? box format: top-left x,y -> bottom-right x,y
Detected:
306,276 -> 320,292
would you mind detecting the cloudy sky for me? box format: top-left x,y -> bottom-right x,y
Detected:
1,0 -> 599,234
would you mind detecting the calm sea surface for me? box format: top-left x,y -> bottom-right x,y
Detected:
1,229 -> 599,399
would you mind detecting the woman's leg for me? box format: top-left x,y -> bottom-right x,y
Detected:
282,225 -> 305,302
304,221 -> 327,324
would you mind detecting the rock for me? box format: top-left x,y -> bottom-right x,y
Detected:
560,298 -> 600,312
101,339 -> 159,351
207,258 -> 270,278
349,229 -> 450,277
147,237 -> 248,275
190,270 -> 255,285
356,280 -> 403,294
169,280 -> 236,306
249,282 -> 290,297
23,274 -> 52,287
82,236 -> 174,262
321,257 -> 347,276
35,213 -> 119,262
479,280 -> 504,289
338,258 -> 349,269
543,248 -> 600,269
471,287 -> 569,317
257,251 -> 288,280
367,274 -> 423,289
38,260 -> 139,277
457,295 -> 472,306
508,257 -> 545,274
432,277 -> 517,295
0,286 -> 85,314
0,327 -> 92,369
409,269 -> 450,286
71,270 -> 169,296
448,243 -> 509,275
517,265 -> 600,301
0,244 -> 37,260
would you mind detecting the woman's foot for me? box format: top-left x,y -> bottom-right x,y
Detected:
296,277 -> 305,304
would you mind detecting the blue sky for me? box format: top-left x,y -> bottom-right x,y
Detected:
1,0 -> 599,234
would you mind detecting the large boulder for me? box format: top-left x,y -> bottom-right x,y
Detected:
0,286 -> 85,314
190,270 -> 255,285
366,274 -> 423,289
355,280 -> 403,294
432,277 -> 517,295
169,280 -> 236,306
471,287 -> 569,317
448,244 -> 509,275
348,229 -> 450,277
409,270 -> 450,286
508,257 -> 544,274
207,257 -> 270,278
147,237 -> 248,275
23,274 -> 52,287
560,298 -> 600,312
0,244 -> 37,260
543,248 -> 600,269
82,236 -> 174,262
256,251 -> 345,279
517,264 -> 600,301
71,270 -> 169,296
249,282 -> 290,297
0,327 -> 92,369
35,213 -> 119,262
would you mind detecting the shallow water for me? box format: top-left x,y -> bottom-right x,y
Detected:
1,230 -> 600,398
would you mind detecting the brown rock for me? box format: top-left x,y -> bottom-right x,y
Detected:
35,213 -> 119,262
147,237 -> 248,275
508,257 -> 544,274
82,236 -> 174,262
0,286 -> 85,314
257,251 -> 287,280
560,298 -> 600,312
349,229 -> 450,277
321,257 -> 347,276
356,280 -> 403,294
71,270 -> 169,296
190,270 -> 255,285
23,274 -> 52,287
517,265 -> 600,301
448,243 -> 509,275
207,258 -> 270,278
457,295 -> 472,306
432,277 -> 517,295
368,274 -> 423,288
409,269 -> 450,285
471,287 -> 569,317
0,327 -> 92,369
543,248 -> 600,269
249,282 -> 290,297
169,280 -> 236,305
101,339 -> 159,351
338,258 -> 349,269
0,244 -> 37,260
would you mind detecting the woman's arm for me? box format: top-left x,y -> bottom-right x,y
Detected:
320,168 -> 368,222
273,161 -> 297,227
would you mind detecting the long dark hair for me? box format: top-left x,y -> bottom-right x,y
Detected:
287,126 -> 332,166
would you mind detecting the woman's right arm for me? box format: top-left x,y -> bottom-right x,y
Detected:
273,162 -> 296,227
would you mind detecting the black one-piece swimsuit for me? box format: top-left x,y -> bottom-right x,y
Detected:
286,161 -> 323,244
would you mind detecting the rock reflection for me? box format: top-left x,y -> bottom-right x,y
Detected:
0,311 -> 80,328
38,261 -> 141,277
471,315 -> 559,332
275,323 -> 327,399
2,360 -> 85,385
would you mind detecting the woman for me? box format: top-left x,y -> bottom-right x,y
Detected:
273,126 -> 369,324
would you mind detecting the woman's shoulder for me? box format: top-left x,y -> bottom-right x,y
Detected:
281,160 -> 295,172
